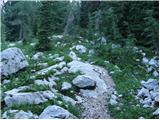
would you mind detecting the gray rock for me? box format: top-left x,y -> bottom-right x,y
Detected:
2,110 -> 38,119
4,90 -> 55,107
142,97 -> 152,106
2,79 -> 10,84
147,66 -> 153,72
153,71 -> 158,77
4,86 -> 31,95
143,104 -> 150,108
34,79 -> 57,87
100,36 -> 107,45
60,67 -> 68,73
72,75 -> 96,89
36,61 -> 66,75
138,116 -> 144,119
150,91 -> 159,101
152,108 -> 159,116
141,79 -> 158,90
0,47 -> 29,76
149,58 -> 158,67
137,87 -> 150,97
32,52 -> 43,60
69,51 -> 81,60
63,95 -> 76,106
75,95 -> 83,103
55,56 -> 64,62
61,82 -> 72,91
68,60 -> 115,96
37,63 -> 48,67
75,45 -> 87,53
109,98 -> 118,105
88,49 -> 94,56
30,43 -> 36,46
39,105 -> 76,119
111,44 -> 121,49
142,57 -> 149,64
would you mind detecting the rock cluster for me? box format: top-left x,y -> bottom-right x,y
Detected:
142,56 -> 158,78
136,79 -> 159,116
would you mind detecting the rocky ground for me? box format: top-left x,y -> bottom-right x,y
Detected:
1,35 -> 159,119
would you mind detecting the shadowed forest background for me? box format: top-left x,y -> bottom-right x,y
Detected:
1,1 -> 159,52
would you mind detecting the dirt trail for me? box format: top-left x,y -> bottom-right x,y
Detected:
68,61 -> 115,119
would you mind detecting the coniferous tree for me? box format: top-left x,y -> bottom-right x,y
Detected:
37,2 -> 51,51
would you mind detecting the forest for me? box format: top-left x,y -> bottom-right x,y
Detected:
0,0 -> 159,119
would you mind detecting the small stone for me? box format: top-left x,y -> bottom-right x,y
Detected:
152,108 -> 159,116
143,104 -> 150,108
75,45 -> 87,53
30,43 -> 36,46
37,63 -> 48,67
118,94 -> 123,97
149,58 -> 158,67
61,67 -> 68,73
32,52 -> 43,60
61,82 -> 72,91
112,44 -> 121,49
137,87 -> 150,97
63,95 -> 76,106
147,66 -> 153,72
88,49 -> 94,56
138,116 -> 144,119
72,75 -> 96,89
110,98 -> 118,105
69,51 -> 81,61
3,79 -> 10,84
55,56 -> 64,62
75,95 -> 83,103
111,94 -> 117,100
142,57 -> 149,64
153,71 -> 158,77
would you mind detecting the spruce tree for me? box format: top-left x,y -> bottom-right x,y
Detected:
37,2 -> 51,51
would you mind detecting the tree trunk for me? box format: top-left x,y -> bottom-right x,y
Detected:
95,10 -> 101,36
63,10 -> 75,35
19,23 -> 25,41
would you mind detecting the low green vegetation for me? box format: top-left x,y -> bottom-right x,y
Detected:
93,43 -> 157,119
55,72 -> 81,98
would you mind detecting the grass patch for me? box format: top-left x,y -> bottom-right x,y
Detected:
94,44 -> 157,119
55,72 -> 81,98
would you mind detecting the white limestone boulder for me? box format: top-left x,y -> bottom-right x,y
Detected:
72,75 -> 96,89
39,105 -> 76,119
1,47 -> 29,76
2,110 -> 38,119
4,90 -> 55,107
